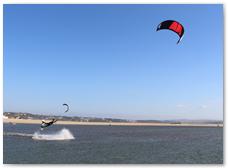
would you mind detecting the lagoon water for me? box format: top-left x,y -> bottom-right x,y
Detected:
3,123 -> 223,164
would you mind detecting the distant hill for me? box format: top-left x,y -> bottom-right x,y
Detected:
3,112 -> 136,123
135,119 -> 223,124
3,112 -> 223,124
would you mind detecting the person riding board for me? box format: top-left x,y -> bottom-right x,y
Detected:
41,119 -> 58,130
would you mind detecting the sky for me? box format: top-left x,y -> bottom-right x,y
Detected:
3,4 -> 223,120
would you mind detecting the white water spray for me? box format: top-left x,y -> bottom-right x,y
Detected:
32,128 -> 75,140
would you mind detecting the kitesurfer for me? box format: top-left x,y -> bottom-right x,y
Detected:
41,119 -> 58,130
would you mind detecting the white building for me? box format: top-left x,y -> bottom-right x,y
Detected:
3,115 -> 8,119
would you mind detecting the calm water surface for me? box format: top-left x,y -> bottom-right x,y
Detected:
3,123 -> 223,164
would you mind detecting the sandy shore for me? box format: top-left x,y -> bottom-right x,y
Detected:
3,118 -> 223,127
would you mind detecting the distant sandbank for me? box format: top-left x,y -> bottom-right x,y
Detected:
3,118 -> 223,127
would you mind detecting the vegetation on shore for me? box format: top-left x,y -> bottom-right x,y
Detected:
3,112 -> 223,124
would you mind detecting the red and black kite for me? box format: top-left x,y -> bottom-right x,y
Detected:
156,20 -> 184,44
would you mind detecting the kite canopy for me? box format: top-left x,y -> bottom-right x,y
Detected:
156,20 -> 184,44
63,104 -> 69,113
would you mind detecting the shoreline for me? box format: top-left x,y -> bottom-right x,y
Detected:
3,118 -> 223,127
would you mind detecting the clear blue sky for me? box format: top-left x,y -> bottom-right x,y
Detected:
3,4 -> 223,120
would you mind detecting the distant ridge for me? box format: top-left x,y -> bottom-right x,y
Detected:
3,112 -> 223,124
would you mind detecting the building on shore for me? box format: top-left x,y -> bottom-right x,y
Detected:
3,115 -> 8,119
